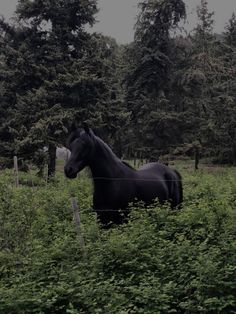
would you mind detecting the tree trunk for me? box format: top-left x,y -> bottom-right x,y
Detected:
48,144 -> 57,179
232,142 -> 236,166
194,146 -> 199,171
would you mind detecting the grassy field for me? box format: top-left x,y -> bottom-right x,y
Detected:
0,161 -> 236,313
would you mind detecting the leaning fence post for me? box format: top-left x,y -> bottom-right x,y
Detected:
71,197 -> 87,258
13,156 -> 19,188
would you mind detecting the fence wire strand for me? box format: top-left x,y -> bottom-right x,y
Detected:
75,177 -> 183,182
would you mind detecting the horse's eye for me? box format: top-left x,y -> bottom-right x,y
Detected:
66,142 -> 72,150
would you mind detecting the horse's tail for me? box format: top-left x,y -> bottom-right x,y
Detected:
166,169 -> 183,209
174,170 -> 183,207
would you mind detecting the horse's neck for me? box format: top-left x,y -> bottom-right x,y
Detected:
89,138 -> 126,179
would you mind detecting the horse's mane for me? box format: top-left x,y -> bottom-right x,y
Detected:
94,137 -> 135,170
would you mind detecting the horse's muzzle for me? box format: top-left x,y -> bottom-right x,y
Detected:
64,166 -> 77,179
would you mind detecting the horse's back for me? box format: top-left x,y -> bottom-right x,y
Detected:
137,162 -> 182,208
138,162 -> 169,174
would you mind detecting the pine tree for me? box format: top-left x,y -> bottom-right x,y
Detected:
124,0 -> 186,159
177,2 -> 236,164
177,1 -> 218,158
212,13 -> 236,164
1,1 -> 128,174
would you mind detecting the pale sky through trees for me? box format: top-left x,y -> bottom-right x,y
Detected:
0,0 -> 235,43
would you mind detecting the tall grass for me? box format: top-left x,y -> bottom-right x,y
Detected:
0,164 -> 236,313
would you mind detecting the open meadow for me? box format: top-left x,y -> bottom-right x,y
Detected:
0,161 -> 236,313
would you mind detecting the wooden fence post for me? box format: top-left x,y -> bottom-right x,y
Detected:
13,156 -> 19,188
71,197 -> 87,258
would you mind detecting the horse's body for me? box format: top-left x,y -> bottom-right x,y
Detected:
64,127 -> 183,225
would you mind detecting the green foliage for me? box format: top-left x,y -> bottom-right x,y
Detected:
121,0 -> 236,164
0,166 -> 236,313
135,0 -> 186,46
123,0 -> 186,158
0,0 -> 129,174
1,0 -> 236,167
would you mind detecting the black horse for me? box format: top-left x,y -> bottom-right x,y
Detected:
64,126 -> 183,225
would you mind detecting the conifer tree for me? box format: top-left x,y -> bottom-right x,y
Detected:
124,0 -> 186,159
1,1 -> 126,174
212,13 -> 236,164
178,0 -> 217,157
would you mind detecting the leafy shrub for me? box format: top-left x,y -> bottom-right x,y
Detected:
0,166 -> 236,313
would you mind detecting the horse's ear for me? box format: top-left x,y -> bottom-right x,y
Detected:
71,122 -> 78,132
83,122 -> 91,135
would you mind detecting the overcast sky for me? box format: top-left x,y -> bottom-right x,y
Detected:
0,0 -> 236,44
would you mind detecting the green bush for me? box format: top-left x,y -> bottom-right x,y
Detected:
0,166 -> 236,313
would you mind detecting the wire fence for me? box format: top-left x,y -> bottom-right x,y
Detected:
9,155 -> 232,252
84,177 -> 183,182
11,155 -> 226,188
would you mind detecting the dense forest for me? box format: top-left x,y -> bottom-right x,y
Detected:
0,0 -> 236,176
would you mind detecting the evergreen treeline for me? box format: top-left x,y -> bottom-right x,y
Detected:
0,0 -> 236,175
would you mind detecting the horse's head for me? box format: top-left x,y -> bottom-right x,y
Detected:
64,124 -> 95,179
